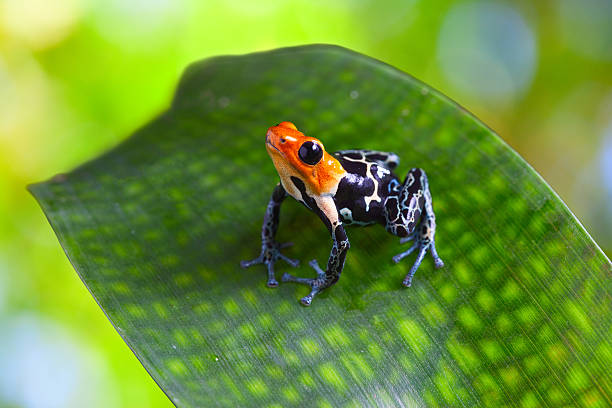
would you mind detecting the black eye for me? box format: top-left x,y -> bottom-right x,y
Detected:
298,141 -> 323,165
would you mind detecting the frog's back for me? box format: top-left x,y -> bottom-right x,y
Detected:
332,150 -> 400,226
332,149 -> 399,172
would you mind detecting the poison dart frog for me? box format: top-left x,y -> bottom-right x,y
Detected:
241,122 -> 444,306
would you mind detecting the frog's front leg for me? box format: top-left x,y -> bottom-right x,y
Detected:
281,193 -> 350,306
240,184 -> 300,287
385,168 -> 444,286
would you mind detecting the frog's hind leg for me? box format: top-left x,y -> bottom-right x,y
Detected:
394,217 -> 444,287
386,168 -> 444,287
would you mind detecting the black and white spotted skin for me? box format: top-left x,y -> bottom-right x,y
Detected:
332,149 -> 397,227
241,122 -> 444,306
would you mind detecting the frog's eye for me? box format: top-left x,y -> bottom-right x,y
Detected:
298,141 -> 323,165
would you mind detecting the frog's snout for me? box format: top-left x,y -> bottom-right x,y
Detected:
265,129 -> 283,154
265,129 -> 275,147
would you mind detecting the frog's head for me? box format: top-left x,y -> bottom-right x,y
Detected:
265,121 -> 346,196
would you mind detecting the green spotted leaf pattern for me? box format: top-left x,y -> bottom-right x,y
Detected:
30,45 -> 611,407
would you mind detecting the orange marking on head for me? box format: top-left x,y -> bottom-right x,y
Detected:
277,121 -> 297,130
265,122 -> 346,196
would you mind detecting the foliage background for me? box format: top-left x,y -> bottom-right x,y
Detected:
1,0 -> 610,407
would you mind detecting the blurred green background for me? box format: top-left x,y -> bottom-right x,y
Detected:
1,0 -> 610,407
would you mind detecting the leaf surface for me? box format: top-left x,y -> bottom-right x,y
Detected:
30,45 -> 611,407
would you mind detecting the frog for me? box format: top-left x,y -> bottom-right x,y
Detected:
241,121 -> 444,306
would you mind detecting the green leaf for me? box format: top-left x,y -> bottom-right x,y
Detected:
30,45 -> 611,407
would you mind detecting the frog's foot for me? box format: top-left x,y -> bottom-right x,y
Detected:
281,259 -> 327,306
240,242 -> 300,288
392,238 -> 444,287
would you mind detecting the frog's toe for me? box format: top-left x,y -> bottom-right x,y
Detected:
300,295 -> 313,307
307,259 -> 326,279
265,262 -> 279,289
399,233 -> 416,245
402,245 -> 428,287
240,256 -> 262,269
283,269 -> 327,305
281,272 -> 302,283
392,243 -> 418,263
279,253 -> 300,267
430,241 -> 444,268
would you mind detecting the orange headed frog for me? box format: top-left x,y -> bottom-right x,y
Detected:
265,121 -> 346,199
242,122 -> 444,306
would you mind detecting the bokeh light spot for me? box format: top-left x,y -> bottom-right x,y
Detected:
0,0 -> 82,50
0,315 -> 115,408
557,0 -> 612,61
437,2 -> 537,105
